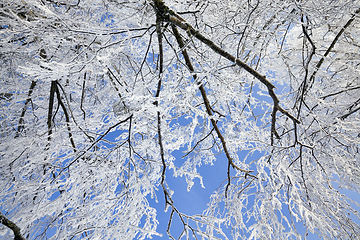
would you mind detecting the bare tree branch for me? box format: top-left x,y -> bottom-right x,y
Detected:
0,212 -> 26,240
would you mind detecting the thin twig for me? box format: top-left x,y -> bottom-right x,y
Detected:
182,127 -> 215,158
51,115 -> 133,183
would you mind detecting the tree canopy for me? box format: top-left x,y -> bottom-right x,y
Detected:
1,0 -> 360,239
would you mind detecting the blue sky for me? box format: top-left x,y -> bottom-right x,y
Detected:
145,150 -> 233,239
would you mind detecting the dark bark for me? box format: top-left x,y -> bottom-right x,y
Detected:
0,212 -> 26,240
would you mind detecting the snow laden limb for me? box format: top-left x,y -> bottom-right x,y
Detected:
152,0 -> 300,146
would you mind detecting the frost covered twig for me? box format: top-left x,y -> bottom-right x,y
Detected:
52,114 -> 133,183
182,127 -> 215,158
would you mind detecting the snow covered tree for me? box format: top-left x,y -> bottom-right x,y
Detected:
1,0 -> 359,239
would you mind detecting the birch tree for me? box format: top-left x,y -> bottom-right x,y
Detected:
1,0 -> 360,239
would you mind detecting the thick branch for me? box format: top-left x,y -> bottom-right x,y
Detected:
47,81 -> 57,140
54,82 -> 76,151
0,212 -> 26,240
155,14 -> 166,187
